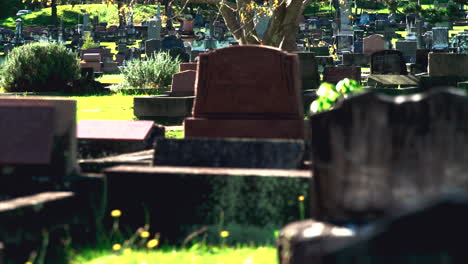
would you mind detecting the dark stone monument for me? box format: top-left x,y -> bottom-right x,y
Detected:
370,50 -> 407,75
295,52 -> 320,90
323,66 -> 361,84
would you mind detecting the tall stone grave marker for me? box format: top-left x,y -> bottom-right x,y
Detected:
339,0 -> 352,34
184,45 -> 304,139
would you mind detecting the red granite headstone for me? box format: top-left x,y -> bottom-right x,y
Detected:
184,45 -> 304,139
170,70 -> 196,96
323,66 -> 362,84
0,101 -> 55,165
77,120 -> 155,141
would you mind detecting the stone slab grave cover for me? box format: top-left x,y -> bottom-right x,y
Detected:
154,137 -> 305,169
367,74 -> 419,88
184,45 -> 305,139
429,53 -> 468,77
370,50 -> 407,75
363,34 -> 385,55
323,66 -> 361,84
77,120 -> 162,158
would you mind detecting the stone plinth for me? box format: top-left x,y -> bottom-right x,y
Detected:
184,45 -> 304,139
134,95 -> 194,118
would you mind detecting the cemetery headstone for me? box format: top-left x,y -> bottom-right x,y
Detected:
255,15 -> 270,40
323,66 -> 361,84
170,70 -> 196,96
395,40 -> 417,63
147,5 -> 162,40
310,89 -> 468,223
432,27 -> 449,50
194,7 -> 204,27
184,45 -> 305,139
363,34 -> 385,55
428,53 -> 468,77
336,34 -> 354,54
458,34 -> 468,54
161,35 -> 184,51
145,39 -> 161,57
339,0 -> 352,33
370,50 -> 407,75
83,13 -> 90,31
295,52 -> 320,90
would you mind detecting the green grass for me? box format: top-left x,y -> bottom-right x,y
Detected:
96,74 -> 124,84
69,94 -> 135,121
165,129 -> 184,139
71,246 -> 276,264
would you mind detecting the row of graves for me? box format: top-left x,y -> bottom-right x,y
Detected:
2,43 -> 468,263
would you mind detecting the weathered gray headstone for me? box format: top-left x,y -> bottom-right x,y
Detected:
432,27 -> 449,50
428,53 -> 468,77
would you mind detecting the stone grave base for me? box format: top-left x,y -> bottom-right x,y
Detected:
0,192 -> 78,264
134,95 -> 194,118
366,74 -> 420,88
104,165 -> 310,244
362,86 -> 423,95
184,118 -> 306,139
419,76 -> 468,90
79,149 -> 154,173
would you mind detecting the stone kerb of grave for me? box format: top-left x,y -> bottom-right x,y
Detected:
185,45 -> 304,139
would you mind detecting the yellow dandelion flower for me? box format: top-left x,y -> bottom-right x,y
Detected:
140,231 -> 150,238
25,262 -> 33,264
112,243 -> 122,251
147,239 -> 159,248
123,248 -> 132,255
220,230 -> 230,238
298,195 -> 305,201
273,0 -> 280,7
111,209 -> 122,218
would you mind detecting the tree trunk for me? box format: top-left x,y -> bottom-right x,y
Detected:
118,0 -> 125,28
51,0 -> 57,26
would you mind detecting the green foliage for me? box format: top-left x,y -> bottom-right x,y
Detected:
82,32 -> 99,50
421,7 -> 446,23
1,43 -> 80,92
120,51 -> 180,90
383,0 -> 399,14
310,78 -> 362,114
0,4 -> 158,29
304,1 -> 321,15
446,1 -> 462,20
402,2 -> 422,15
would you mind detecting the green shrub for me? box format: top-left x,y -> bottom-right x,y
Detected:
120,51 -> 180,90
1,43 -> 80,93
82,32 -> 99,50
421,8 -> 446,24
310,78 -> 362,114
